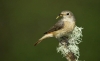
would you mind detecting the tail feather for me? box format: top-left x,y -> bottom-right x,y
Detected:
34,33 -> 53,46
34,40 -> 42,46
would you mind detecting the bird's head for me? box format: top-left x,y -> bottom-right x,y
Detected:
56,10 -> 74,19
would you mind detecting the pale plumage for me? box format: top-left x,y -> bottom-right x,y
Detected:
34,10 -> 75,46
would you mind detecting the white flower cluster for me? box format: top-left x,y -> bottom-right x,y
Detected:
57,26 -> 83,61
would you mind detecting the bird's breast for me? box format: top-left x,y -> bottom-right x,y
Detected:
53,21 -> 75,38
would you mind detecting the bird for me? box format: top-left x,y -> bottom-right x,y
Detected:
34,10 -> 75,46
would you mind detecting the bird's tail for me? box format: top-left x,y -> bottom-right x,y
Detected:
34,40 -> 42,46
34,33 -> 53,46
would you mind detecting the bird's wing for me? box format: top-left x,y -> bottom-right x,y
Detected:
44,20 -> 64,34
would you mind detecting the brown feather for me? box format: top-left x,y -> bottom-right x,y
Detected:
44,20 -> 64,34
34,40 -> 42,46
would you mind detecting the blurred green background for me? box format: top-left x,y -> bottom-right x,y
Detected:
0,0 -> 100,61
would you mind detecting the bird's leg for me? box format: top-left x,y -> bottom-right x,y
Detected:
59,40 -> 64,45
60,36 -> 69,45
58,38 -> 64,45
64,36 -> 69,45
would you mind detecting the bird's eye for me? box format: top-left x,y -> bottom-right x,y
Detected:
67,13 -> 69,15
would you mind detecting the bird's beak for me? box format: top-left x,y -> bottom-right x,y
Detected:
56,14 -> 63,19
